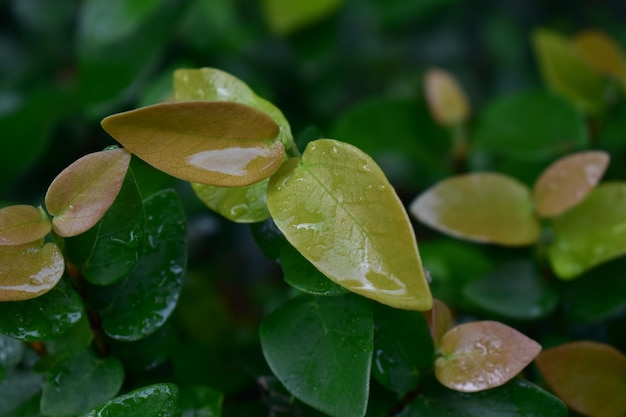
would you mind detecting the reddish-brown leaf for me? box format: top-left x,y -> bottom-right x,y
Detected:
0,205 -> 51,245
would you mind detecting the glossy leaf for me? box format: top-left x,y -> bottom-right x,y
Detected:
41,348 -> 124,416
180,385 -> 223,417
536,341 -> 626,417
260,294 -> 373,417
81,383 -> 180,417
532,29 -> 607,113
101,101 -> 284,187
0,205 -> 51,245
261,0 -> 344,35
411,173 -> 540,246
464,261 -> 559,320
424,68 -> 470,126
64,168 -> 145,285
0,371 -> 43,417
268,139 -> 432,310
90,189 -> 186,341
573,30 -> 626,80
191,180 -> 270,223
533,151 -> 609,218
0,240 -> 64,301
45,148 -> 131,237
548,182 -> 626,279
0,277 -> 83,341
436,321 -> 541,392
424,298 -> 453,349
108,322 -> 176,373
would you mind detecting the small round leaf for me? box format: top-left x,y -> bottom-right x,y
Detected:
424,68 -> 470,126
0,205 -> 51,245
81,383 -> 180,417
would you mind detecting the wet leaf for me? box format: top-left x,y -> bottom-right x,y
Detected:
81,383 -> 180,417
180,385 -> 223,417
464,261 -> 559,320
536,341 -> 626,417
0,240 -> 64,301
45,147 -> 131,237
0,205 -> 51,245
424,298 -> 453,349
261,0 -> 344,35
533,151 -> 609,218
101,101 -> 284,187
532,29 -> 607,113
260,294 -> 373,417
424,68 -> 470,126
573,30 -> 626,80
90,189 -> 186,341
411,173 -> 540,246
267,139 -> 432,311
41,348 -> 124,416
0,334 -> 24,370
0,277 -> 83,341
436,321 -> 541,392
0,371 -> 43,417
548,182 -> 626,279
191,180 -> 270,223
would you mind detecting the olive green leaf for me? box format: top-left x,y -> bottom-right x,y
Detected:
424,68 -> 470,126
0,205 -> 51,245
45,147 -> 131,237
536,341 -> 626,417
0,240 -> 64,301
410,173 -> 540,246
548,182 -> 626,279
436,321 -> 541,392
267,139 -> 432,311
101,101 -> 284,187
533,151 -> 609,218
573,30 -> 626,81
191,180 -> 270,223
261,0 -> 344,35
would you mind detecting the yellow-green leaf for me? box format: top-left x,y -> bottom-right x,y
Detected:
410,173 -> 540,246
191,179 -> 270,223
0,240 -> 65,301
536,341 -> 626,417
424,68 -> 470,127
45,148 -> 131,237
267,139 -> 432,311
436,321 -> 541,392
534,151 -> 609,218
0,205 -> 51,245
261,0 -> 344,35
573,30 -> 626,80
101,101 -> 284,187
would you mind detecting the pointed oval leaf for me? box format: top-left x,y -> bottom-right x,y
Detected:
0,205 -> 51,245
534,151 -> 609,218
267,139 -> 432,311
191,180 -> 270,223
573,30 -> 626,80
548,182 -> 626,279
45,148 -> 131,237
411,173 -> 540,246
101,101 -> 284,187
260,295 -> 373,417
424,68 -> 470,126
0,240 -> 64,301
261,0 -> 344,35
81,383 -> 180,417
424,298 -> 453,349
436,321 -> 541,392
536,341 -> 626,417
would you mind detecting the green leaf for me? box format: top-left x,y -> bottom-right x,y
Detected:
436,321 -> 541,392
279,243 -> 348,296
81,383 -> 180,417
0,334 -> 24,370
180,385 -> 223,417
399,377 -> 567,417
45,148 -> 132,237
548,182 -> 626,279
532,29 -> 607,113
64,168 -> 145,285
0,371 -> 43,417
572,30 -> 626,81
260,294 -> 373,417
267,139 -> 432,311
41,348 -> 124,416
261,0 -> 344,35
0,205 -> 51,246
191,180 -> 270,223
371,303 -> 434,396
463,261 -> 559,320
90,189 -> 186,341
0,277 -> 83,341
250,218 -> 288,260
411,173 -> 540,246
101,101 -> 284,187
109,322 -> 176,372
536,341 -> 626,417
424,68 -> 470,126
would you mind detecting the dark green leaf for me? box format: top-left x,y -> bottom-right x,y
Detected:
81,383 -> 181,417
0,334 -> 24,370
41,348 -> 124,416
0,370 -> 42,417
64,167 -> 145,285
180,385 -> 223,417
44,315 -> 93,356
0,277 -> 83,341
250,218 -> 288,260
260,294 -> 373,417
109,322 -> 176,372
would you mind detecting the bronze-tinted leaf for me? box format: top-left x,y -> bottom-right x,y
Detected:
0,240 -> 65,301
436,321 -> 541,392
534,151 -> 609,218
536,341 -> 626,417
101,101 -> 284,187
45,148 -> 131,237
573,30 -> 626,80
424,298 -> 453,349
424,68 -> 470,127
410,173 -> 540,246
0,205 -> 51,245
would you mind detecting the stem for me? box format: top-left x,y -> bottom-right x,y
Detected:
28,341 -> 49,357
450,123 -> 468,173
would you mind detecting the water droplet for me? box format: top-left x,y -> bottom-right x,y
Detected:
229,204 -> 248,219
309,144 -> 317,152
293,222 -> 324,236
357,159 -> 371,173
378,184 -> 386,191
331,146 -> 339,157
